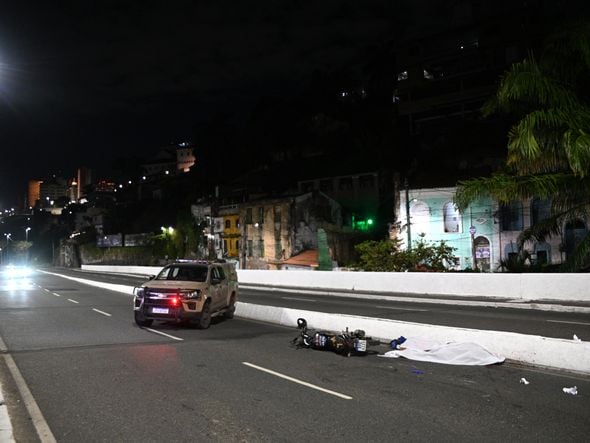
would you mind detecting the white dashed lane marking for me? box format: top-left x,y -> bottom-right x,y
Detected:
92,308 -> 112,317
242,362 -> 353,400
144,328 -> 184,341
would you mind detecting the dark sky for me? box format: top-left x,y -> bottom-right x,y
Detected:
0,0 -> 418,207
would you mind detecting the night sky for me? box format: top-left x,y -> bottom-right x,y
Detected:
0,0 -> 430,207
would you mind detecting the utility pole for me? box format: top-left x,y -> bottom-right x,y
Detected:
241,225 -> 248,269
470,207 -> 478,271
405,178 -> 412,251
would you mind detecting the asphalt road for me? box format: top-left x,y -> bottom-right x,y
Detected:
0,270 -> 590,442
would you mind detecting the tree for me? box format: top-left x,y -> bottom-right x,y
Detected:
455,19 -> 590,271
355,235 -> 456,272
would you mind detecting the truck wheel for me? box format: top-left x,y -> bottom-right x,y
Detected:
197,300 -> 212,329
134,311 -> 153,327
224,295 -> 236,319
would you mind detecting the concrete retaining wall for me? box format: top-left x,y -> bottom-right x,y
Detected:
82,265 -> 590,302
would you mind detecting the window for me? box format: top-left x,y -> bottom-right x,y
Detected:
301,181 -> 314,192
504,242 -> 519,261
258,206 -> 264,224
236,218 -> 240,228
274,206 -> 281,223
338,177 -> 353,191
225,220 -> 231,229
500,201 -> 523,231
507,252 -> 519,262
532,198 -> 551,225
359,175 -> 374,188
211,266 -> 225,282
410,200 -> 430,237
564,219 -> 587,258
245,208 -> 253,224
223,239 -> 228,252
443,202 -> 461,233
319,179 -> 333,192
536,250 -> 548,265
247,240 -> 253,257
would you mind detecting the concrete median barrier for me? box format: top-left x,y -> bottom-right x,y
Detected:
47,270 -> 590,375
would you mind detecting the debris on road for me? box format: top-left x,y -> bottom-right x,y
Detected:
573,334 -> 581,342
563,386 -> 578,395
520,378 -> 530,385
390,336 -> 407,350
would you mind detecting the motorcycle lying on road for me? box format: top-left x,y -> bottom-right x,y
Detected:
291,318 -> 381,357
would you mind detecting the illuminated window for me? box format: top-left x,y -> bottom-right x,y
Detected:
443,202 -> 461,233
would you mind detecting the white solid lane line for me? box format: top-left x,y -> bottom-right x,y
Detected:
92,308 -> 112,317
242,362 -> 353,400
2,354 -> 56,442
144,328 -> 184,341
67,299 -> 79,304
375,305 -> 429,312
547,320 -> 590,326
52,293 -> 61,297
282,297 -> 317,302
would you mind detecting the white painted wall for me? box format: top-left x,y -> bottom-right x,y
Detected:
81,265 -> 589,302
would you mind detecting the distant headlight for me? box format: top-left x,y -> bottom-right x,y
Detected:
5,265 -> 32,279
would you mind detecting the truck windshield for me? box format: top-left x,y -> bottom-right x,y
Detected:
156,265 -> 208,282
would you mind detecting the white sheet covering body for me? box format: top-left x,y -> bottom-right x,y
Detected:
380,337 -> 505,366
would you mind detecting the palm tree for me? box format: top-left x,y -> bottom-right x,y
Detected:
455,20 -> 590,271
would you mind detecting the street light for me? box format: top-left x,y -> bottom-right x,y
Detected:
160,226 -> 174,235
25,227 -> 31,242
